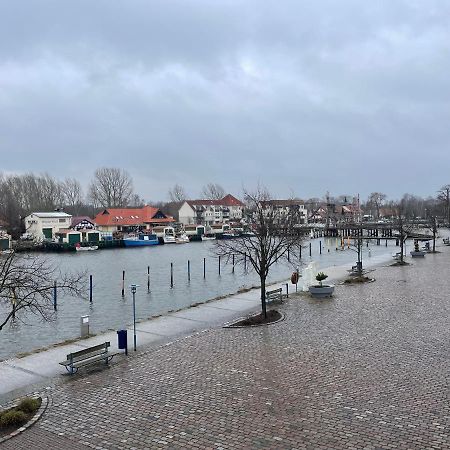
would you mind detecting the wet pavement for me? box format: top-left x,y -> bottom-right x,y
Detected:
1,249 -> 449,449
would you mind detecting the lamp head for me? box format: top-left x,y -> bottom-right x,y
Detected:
129,284 -> 140,294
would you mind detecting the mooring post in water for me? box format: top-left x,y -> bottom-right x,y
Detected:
121,270 -> 125,297
11,288 -> 16,319
309,242 -> 312,257
319,240 -> 322,254
53,280 -> 57,310
170,262 -> 174,288
386,239 -> 388,247
187,260 -> 190,281
203,257 -> 206,279
218,256 -> 221,275
147,266 -> 150,292
232,254 -> 235,273
89,275 -> 93,303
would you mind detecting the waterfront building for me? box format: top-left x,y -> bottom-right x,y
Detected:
24,211 -> 72,241
70,216 -> 96,231
178,194 -> 244,226
262,200 -> 308,225
93,206 -> 174,233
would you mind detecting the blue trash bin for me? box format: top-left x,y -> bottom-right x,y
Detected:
117,329 -> 128,354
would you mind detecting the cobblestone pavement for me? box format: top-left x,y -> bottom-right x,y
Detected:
3,250 -> 449,449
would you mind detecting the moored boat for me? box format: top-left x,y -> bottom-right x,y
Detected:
123,234 -> 159,247
201,233 -> 216,241
75,243 -> 99,251
152,226 -> 176,244
175,233 -> 190,244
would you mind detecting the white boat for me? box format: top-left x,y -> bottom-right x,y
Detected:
175,233 -> 190,244
152,226 -> 176,244
202,234 -> 216,241
75,245 -> 98,252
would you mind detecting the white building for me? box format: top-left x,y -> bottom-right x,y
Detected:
178,194 -> 245,226
264,200 -> 308,225
24,212 -> 72,241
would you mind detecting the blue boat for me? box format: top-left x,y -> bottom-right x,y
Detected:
123,234 -> 159,247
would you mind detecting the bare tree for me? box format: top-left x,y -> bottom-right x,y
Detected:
201,183 -> 225,200
0,251 -> 85,331
168,184 -> 188,202
215,187 -> 303,318
61,177 -> 83,214
129,194 -> 146,207
437,185 -> 450,226
367,192 -> 387,219
88,167 -> 133,208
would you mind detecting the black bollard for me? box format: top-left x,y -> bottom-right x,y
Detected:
147,266 -> 150,292
319,241 -> 322,254
89,275 -> 93,303
285,283 -> 289,298
309,242 -> 312,257
187,260 -> 191,282
203,257 -> 206,279
232,254 -> 235,273
218,256 -> 221,275
170,263 -> 174,288
53,280 -> 57,310
121,270 -> 125,297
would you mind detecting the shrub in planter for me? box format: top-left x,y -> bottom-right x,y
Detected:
16,398 -> 40,414
315,272 -> 328,286
0,410 -> 28,428
309,272 -> 335,298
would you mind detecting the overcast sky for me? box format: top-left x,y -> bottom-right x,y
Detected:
1,0 -> 450,202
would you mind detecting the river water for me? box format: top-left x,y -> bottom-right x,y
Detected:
0,237 -> 399,360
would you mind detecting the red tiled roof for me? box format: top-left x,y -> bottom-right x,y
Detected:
94,206 -> 174,226
187,194 -> 244,208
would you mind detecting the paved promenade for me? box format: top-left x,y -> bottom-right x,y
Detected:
1,249 -> 449,449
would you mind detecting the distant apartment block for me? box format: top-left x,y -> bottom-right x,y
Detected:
178,194 -> 244,226
263,200 -> 308,225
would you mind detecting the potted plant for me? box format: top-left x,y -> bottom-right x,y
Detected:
309,272 -> 335,298
410,240 -> 426,258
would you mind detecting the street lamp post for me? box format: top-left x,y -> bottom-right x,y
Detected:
130,284 -> 140,351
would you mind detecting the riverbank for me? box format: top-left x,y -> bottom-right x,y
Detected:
0,247 -> 396,402
1,236 -> 403,359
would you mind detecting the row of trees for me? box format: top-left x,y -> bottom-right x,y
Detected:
0,169 -> 229,238
362,187 -> 450,222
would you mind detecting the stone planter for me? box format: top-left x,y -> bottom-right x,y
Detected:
410,251 -> 426,258
309,285 -> 335,298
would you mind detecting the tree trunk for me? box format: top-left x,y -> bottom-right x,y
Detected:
260,276 -> 267,319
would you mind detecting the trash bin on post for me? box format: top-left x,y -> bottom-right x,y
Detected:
117,329 -> 128,355
80,315 -> 89,337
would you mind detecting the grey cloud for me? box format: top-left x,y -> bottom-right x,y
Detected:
1,0 -> 450,201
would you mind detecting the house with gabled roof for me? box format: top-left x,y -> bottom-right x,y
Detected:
93,205 -> 174,233
178,194 -> 245,226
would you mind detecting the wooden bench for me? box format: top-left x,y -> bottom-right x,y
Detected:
266,288 -> 283,303
59,342 -> 117,375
